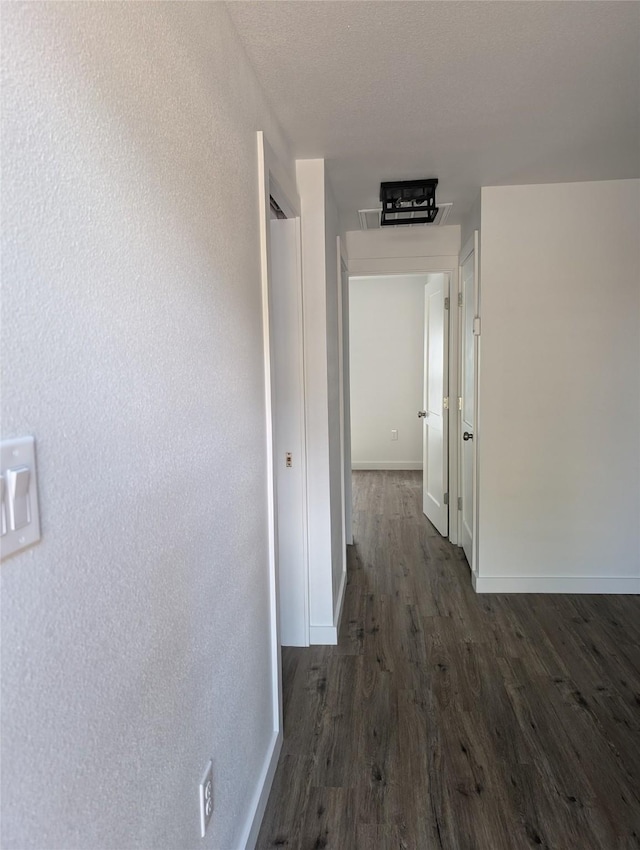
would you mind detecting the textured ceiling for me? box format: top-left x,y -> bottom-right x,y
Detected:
227,1 -> 640,230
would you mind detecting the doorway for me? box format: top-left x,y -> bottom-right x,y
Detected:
268,201 -> 309,646
256,132 -> 309,784
348,271 -> 455,538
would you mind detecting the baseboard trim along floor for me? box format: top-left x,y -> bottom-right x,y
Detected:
473,574 -> 640,594
239,730 -> 282,850
309,567 -> 348,645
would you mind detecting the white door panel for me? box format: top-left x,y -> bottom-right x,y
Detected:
460,240 -> 477,568
270,217 -> 308,646
422,277 -> 449,536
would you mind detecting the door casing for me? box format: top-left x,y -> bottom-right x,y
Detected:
458,231 -> 480,574
422,274 -> 450,536
346,260 -> 460,545
257,130 -> 306,742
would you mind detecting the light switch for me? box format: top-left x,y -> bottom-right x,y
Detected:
7,466 -> 31,530
0,437 -> 40,561
0,475 -> 6,537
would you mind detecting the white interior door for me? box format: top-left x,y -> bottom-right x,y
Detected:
269,216 -> 308,646
460,241 -> 477,567
340,256 -> 353,546
421,275 -> 449,536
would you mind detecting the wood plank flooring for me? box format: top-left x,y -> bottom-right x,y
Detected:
256,470 -> 640,850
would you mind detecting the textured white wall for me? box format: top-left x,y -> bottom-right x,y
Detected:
1,4 -> 294,848
295,160 -> 346,638
478,180 -> 640,590
296,160 -> 334,633
350,275 -> 441,469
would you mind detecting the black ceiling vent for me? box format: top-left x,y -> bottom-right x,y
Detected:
379,179 -> 438,226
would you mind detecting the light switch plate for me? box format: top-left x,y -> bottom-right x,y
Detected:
0,436 -> 41,561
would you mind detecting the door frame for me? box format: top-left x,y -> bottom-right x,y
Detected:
269,216 -> 310,647
422,273 -> 450,536
338,243 -> 353,546
459,232 -> 480,575
256,130 -> 305,733
346,260 -> 460,545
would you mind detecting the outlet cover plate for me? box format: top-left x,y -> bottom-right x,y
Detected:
199,760 -> 213,838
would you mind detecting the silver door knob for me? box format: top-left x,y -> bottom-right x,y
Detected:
417,410 -> 427,418
463,431 -> 473,441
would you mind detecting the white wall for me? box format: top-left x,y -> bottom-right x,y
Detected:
1,4 -> 294,848
477,179 -> 640,593
347,225 -> 461,275
296,159 -> 345,642
350,274 -> 440,469
461,192 -> 481,253
324,176 -> 347,613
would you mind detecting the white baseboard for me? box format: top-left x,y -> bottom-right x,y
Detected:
309,568 -> 348,646
309,624 -> 338,644
239,730 -> 282,850
352,462 -> 423,471
472,573 -> 640,594
334,567 -> 347,633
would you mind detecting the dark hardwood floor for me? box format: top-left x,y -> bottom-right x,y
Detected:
256,470 -> 640,850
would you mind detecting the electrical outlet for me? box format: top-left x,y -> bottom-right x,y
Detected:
391,430 -> 398,441
199,760 -> 213,838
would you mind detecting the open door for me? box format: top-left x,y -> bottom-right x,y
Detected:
459,236 -> 478,568
269,215 -> 309,646
421,275 -> 449,536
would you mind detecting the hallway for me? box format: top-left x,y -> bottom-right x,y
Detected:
257,471 -> 640,850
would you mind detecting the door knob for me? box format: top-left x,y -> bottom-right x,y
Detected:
463,431 -> 473,441
417,410 -> 427,418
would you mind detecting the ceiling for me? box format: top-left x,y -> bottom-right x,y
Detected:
227,1 -> 640,231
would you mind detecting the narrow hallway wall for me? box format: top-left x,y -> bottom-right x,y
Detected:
1,4 -> 294,847
477,179 -> 640,592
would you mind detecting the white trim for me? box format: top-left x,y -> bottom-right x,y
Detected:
352,462 -> 423,471
472,230 -> 480,576
334,564 -> 347,635
457,259 -> 465,557
256,131 -> 281,735
348,261 -> 459,546
309,567 -> 347,645
336,237 -> 348,578
309,624 -> 339,644
421,274 -> 450,537
446,268 -> 459,547
294,219 -> 311,646
445,266 -> 459,547
472,574 -> 640,595
239,731 -> 283,850
341,254 -> 353,546
457,232 -> 480,572
256,129 -> 304,734
349,254 -> 459,277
